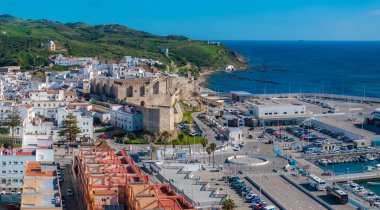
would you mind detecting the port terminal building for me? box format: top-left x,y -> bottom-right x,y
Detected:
248,100 -> 312,126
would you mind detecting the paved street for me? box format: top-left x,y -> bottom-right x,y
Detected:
55,150 -> 84,210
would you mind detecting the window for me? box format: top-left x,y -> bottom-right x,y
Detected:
264,113 -> 268,115
8,162 -> 11,165
269,112 -> 272,115
274,112 -> 278,115
2,161 -> 5,166
12,179 -> 18,183
295,111 -> 298,114
283,112 -> 287,115
19,170 -> 23,174
2,171 -> 5,174
13,161 -> 18,165
8,170 -> 11,174
301,111 -> 304,114
1,179 -> 5,184
13,170 -> 18,174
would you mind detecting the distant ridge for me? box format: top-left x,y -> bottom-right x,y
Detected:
0,15 -> 246,74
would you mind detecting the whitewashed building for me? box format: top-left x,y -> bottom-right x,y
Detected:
0,148 -> 54,193
110,105 -> 143,131
248,102 -> 310,126
56,107 -> 94,140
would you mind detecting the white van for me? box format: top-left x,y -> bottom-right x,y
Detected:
264,205 -> 276,210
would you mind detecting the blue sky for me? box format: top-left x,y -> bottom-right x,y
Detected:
1,0 -> 380,40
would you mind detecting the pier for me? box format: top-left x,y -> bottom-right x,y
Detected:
327,171 -> 380,182
213,92 -> 380,104
303,150 -> 380,160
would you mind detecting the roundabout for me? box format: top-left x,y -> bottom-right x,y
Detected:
226,155 -> 269,166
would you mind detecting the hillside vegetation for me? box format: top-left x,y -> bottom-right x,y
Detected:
0,15 -> 245,74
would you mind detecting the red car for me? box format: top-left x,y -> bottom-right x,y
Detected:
4,204 -> 20,210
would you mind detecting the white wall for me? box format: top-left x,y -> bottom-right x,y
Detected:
249,104 -> 306,118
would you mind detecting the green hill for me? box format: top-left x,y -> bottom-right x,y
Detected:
0,15 -> 246,75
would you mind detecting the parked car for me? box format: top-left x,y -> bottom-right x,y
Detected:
66,188 -> 74,197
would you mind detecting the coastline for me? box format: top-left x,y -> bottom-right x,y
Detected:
197,64 -> 250,93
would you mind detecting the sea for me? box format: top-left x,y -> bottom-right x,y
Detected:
206,41 -> 380,98
320,161 -> 380,195
206,41 -> 380,194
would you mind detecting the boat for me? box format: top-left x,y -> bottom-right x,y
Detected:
367,182 -> 380,186
368,154 -> 376,161
366,166 -> 374,171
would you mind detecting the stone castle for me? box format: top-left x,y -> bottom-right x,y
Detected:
90,76 -> 190,132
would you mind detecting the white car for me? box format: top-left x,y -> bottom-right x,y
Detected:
66,188 -> 73,197
233,147 -> 240,151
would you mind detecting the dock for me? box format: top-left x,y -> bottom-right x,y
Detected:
246,174 -> 327,209
326,171 -> 380,182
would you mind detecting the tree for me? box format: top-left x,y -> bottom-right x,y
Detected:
200,138 -> 209,163
178,133 -> 184,150
127,132 -> 137,140
161,131 -> 170,157
58,113 -> 81,145
93,117 -> 101,125
191,91 -> 199,98
222,199 -> 236,210
142,134 -> 151,144
206,146 -> 212,166
7,107 -> 22,144
183,128 -> 191,155
210,143 -> 217,168
171,139 -> 178,159
150,143 -> 157,160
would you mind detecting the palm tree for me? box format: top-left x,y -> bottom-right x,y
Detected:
206,146 -> 212,166
183,128 -> 191,155
222,199 -> 236,210
200,138 -> 209,163
142,134 -> 151,144
171,139 -> 178,159
178,133 -> 184,150
161,131 -> 170,157
210,143 -> 216,168
150,143 -> 157,160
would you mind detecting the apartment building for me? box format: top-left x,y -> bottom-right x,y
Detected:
77,143 -> 195,210
54,54 -> 98,66
56,107 -> 94,139
20,162 -> 62,210
0,148 -> 54,193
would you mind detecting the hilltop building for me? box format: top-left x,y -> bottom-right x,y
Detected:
48,40 -> 56,51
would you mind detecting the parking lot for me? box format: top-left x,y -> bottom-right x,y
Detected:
226,176 -> 276,210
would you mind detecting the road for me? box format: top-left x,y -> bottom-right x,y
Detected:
55,151 -> 84,210
249,174 -> 326,210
